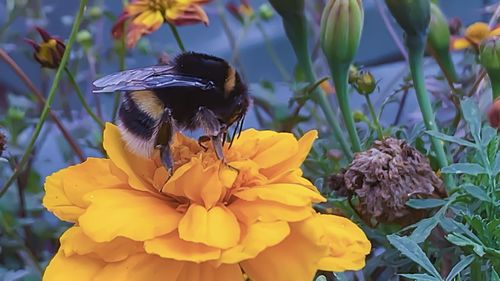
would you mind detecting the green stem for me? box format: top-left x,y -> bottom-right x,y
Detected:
364,94 -> 384,140
64,67 -> 105,128
278,15 -> 352,160
0,0 -> 88,198
406,35 -> 452,187
470,260 -> 482,281
330,64 -> 362,152
169,23 -> 186,52
488,69 -> 500,100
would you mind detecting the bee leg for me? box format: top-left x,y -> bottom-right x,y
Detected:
156,108 -> 174,175
198,135 -> 211,151
211,132 -> 225,163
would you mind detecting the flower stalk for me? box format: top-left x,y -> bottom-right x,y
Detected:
0,0 -> 88,197
168,23 -> 186,52
385,0 -> 451,186
269,0 -> 353,159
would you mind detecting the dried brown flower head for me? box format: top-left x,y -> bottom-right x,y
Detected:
488,98 -> 500,129
330,138 -> 446,226
0,130 -> 6,157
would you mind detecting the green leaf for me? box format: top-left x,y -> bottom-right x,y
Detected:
441,163 -> 486,176
406,198 -> 447,209
494,151 -> 500,176
461,98 -> 481,142
425,131 -> 476,147
461,184 -> 490,202
410,217 -> 439,243
492,269 -> 500,281
446,233 -> 485,256
445,255 -> 474,281
400,273 -> 440,281
387,235 -> 442,279
481,126 -> 497,147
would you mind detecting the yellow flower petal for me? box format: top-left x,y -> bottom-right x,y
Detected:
451,37 -> 471,50
314,215 -> 371,272
43,169 -> 84,222
176,263 -> 244,281
92,254 -> 184,281
233,183 -> 326,206
465,22 -> 490,44
251,133 -> 299,168
60,227 -> 143,262
103,123 -> 157,192
133,10 -> 164,30
43,251 -> 104,281
261,130 -> 318,177
268,168 -> 318,191
178,204 -> 240,249
228,199 -> 314,224
489,27 -> 500,37
240,220 -> 327,281
79,189 -> 181,242
220,221 -> 290,263
144,231 -> 221,262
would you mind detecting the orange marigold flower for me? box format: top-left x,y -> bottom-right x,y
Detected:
451,22 -> 500,51
43,123 -> 370,281
112,0 -> 211,48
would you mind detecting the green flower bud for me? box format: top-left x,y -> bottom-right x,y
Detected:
385,0 -> 430,37
479,36 -> 500,99
268,0 -> 303,19
259,4 -> 274,21
320,0 -> 364,66
353,70 -> 377,95
353,111 -> 366,122
428,3 -> 458,81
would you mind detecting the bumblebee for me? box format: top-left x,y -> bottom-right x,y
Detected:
93,52 -> 250,173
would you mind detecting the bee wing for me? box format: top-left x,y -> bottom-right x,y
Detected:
92,65 -> 215,93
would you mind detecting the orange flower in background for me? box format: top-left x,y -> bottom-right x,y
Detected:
452,22 -> 500,50
112,0 -> 211,48
42,123 -> 370,281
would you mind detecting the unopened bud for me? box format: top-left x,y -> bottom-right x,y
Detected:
25,27 -> 66,69
488,98 -> 500,128
352,70 -> 376,95
385,0 -> 430,38
479,36 -> 500,99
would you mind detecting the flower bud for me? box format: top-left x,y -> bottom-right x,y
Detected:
353,111 -> 366,122
428,3 -> 458,81
479,36 -> 500,99
385,0 -> 430,37
351,70 -> 376,95
25,27 -> 66,69
320,0 -> 364,66
0,130 -> 5,158
487,98 -> 500,129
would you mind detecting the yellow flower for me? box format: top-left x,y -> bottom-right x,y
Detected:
112,0 -> 211,48
452,22 -> 500,50
43,123 -> 370,281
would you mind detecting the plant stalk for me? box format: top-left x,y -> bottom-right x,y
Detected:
406,35 -> 451,187
169,23 -> 186,52
65,68 -> 105,128
0,0 -> 88,197
329,64 -> 362,152
364,94 -> 384,140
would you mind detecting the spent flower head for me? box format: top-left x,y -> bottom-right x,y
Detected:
42,123 -> 371,281
488,98 -> 500,128
330,138 -> 446,226
112,0 -> 211,48
25,27 -> 66,69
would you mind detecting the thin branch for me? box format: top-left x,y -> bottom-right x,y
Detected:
0,49 -> 85,161
375,0 -> 408,62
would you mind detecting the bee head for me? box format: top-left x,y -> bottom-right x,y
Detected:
173,52 -> 247,97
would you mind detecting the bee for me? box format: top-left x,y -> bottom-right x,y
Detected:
93,52 -> 250,174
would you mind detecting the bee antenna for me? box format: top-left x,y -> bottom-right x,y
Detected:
228,118 -> 240,149
237,114 -> 245,138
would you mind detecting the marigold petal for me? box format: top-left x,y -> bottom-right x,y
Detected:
261,130 -> 318,177
314,215 -> 371,272
220,221 -> 290,263
79,189 -> 181,242
103,123 -> 157,192
490,27 -> 500,37
144,231 -> 221,262
251,133 -> 299,168
60,227 -> 143,262
465,22 -> 490,44
92,254 -> 184,281
228,199 -> 314,224
268,168 -> 317,191
234,183 -> 326,206
43,169 -> 84,222
178,204 -> 240,249
240,220 -> 327,281
133,10 -> 164,30
176,263 -> 244,281
451,37 -> 471,50
43,251 -> 104,281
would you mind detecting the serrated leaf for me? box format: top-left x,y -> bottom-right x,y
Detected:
406,198 -> 447,209
400,273 -> 440,281
441,163 -> 486,175
446,233 -> 485,256
387,235 -> 442,279
410,217 -> 439,243
425,131 -> 476,147
461,184 -> 490,201
445,255 -> 474,281
461,99 -> 481,142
